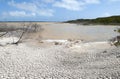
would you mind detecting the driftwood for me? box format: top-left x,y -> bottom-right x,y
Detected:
0,32 -> 8,37
0,23 -> 42,45
13,23 -> 38,44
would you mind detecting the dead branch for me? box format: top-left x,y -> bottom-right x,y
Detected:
13,23 -> 30,44
0,22 -> 43,45
0,32 -> 8,37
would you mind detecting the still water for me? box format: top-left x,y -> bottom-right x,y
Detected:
41,23 -> 119,41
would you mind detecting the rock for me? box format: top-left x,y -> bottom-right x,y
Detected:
54,42 -> 60,45
103,50 -> 107,53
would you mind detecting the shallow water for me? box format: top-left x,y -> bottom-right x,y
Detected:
41,23 -> 120,41
0,22 -> 119,42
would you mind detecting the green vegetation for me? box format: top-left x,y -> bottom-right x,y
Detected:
65,16 -> 120,25
114,41 -> 120,47
117,28 -> 120,33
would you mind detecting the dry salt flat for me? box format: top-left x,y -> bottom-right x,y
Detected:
0,37 -> 120,79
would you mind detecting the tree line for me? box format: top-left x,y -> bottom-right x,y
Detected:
65,16 -> 120,25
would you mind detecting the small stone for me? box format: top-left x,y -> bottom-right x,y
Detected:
54,42 -> 59,45
103,50 -> 107,53
116,55 -> 120,58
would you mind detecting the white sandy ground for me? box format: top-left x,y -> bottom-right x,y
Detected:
0,37 -> 120,79
0,37 -> 19,46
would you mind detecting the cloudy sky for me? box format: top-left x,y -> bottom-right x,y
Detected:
0,0 -> 120,21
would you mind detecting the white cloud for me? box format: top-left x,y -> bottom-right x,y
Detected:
7,0 -> 54,17
8,1 -> 37,12
38,9 -> 54,16
9,11 -> 28,17
3,11 -> 36,17
6,0 -> 102,17
53,0 -> 100,11
84,0 -> 100,4
53,0 -> 84,11
9,11 -> 36,17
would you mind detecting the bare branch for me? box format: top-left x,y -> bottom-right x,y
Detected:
0,32 -> 8,37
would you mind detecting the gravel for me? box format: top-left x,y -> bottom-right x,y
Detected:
0,37 -> 120,79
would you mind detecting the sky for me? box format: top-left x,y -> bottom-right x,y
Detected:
0,0 -> 120,21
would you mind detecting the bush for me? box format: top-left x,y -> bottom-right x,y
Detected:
117,28 -> 120,33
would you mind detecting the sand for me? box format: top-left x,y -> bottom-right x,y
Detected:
0,37 -> 120,79
0,22 -> 119,41
0,22 -> 120,79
